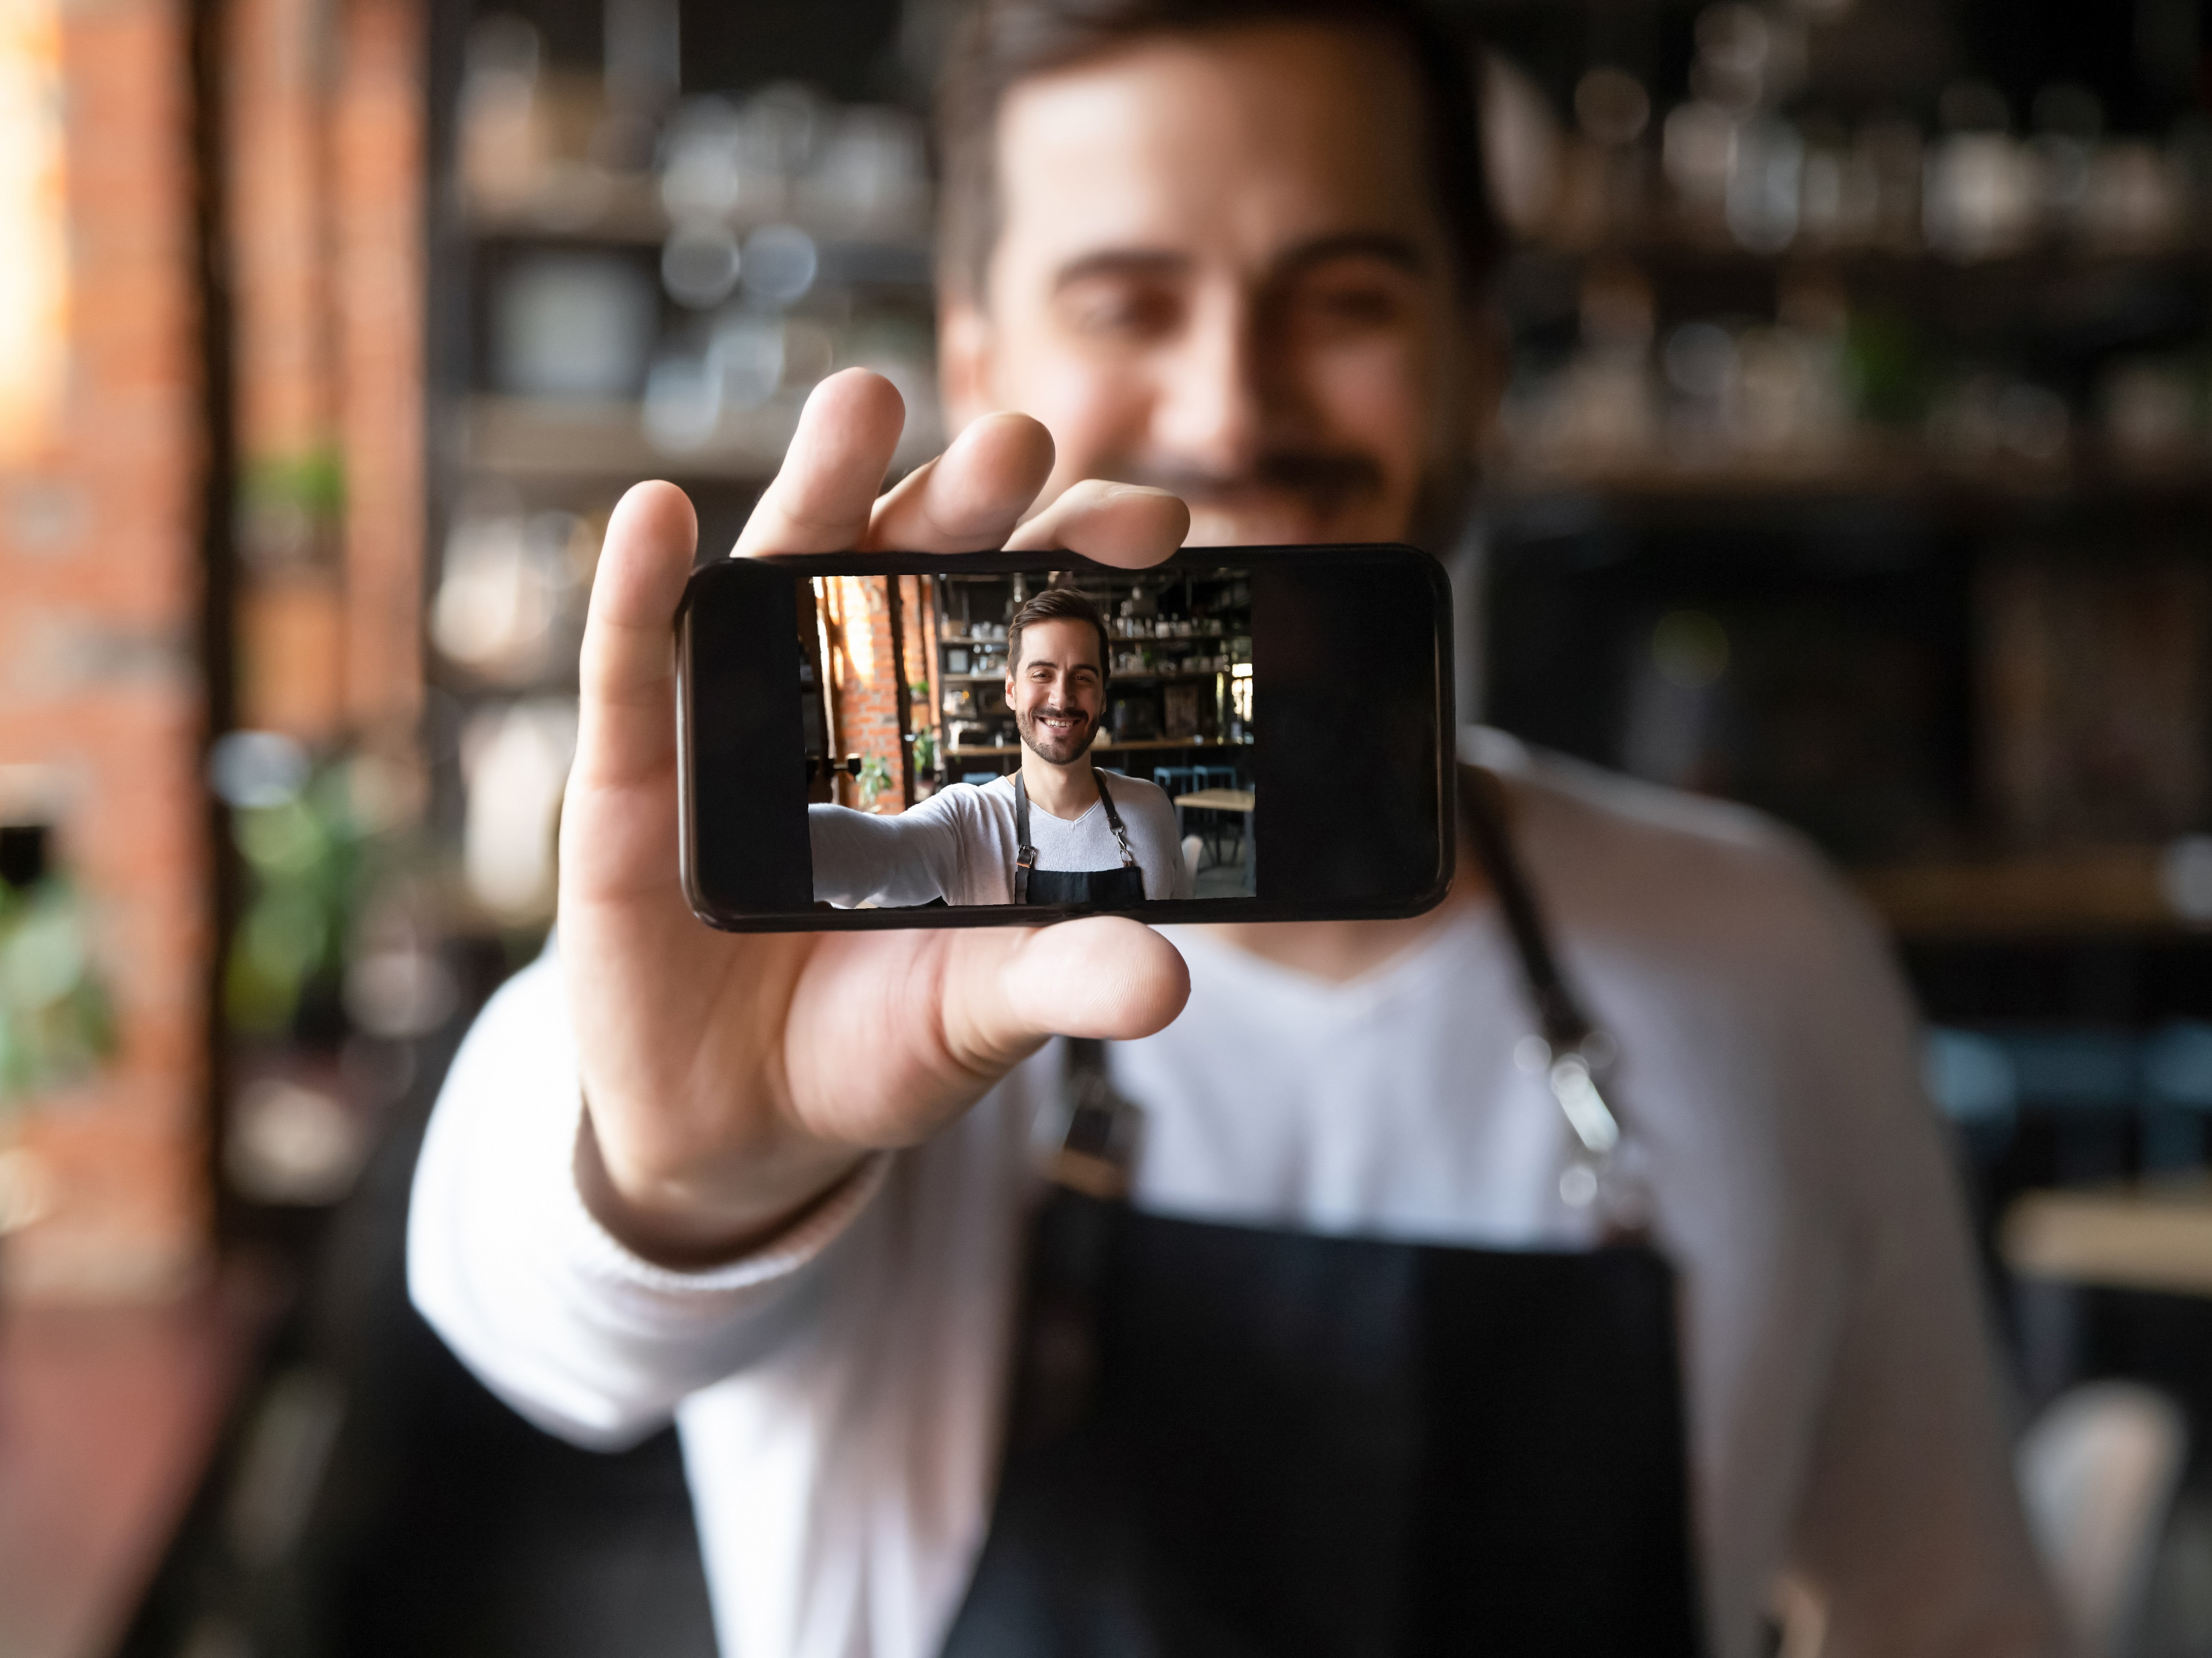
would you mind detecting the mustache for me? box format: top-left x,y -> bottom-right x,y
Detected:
1106,452 -> 1387,513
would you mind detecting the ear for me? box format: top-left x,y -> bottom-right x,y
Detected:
937,298 -> 998,434
1459,298 -> 1509,460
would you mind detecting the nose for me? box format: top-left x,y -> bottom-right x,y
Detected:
1148,284 -> 1267,479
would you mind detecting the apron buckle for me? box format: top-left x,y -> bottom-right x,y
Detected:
1048,1042 -> 1143,1200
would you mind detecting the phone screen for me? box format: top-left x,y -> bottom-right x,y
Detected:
677,545 -> 1454,931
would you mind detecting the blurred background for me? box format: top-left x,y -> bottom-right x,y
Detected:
4,0 -> 2212,1653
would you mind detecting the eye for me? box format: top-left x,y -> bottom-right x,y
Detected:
1285,262 -> 1419,340
1309,285 -> 1402,326
1057,278 -> 1184,342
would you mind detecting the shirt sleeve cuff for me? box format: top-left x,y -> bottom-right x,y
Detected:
551,1138 -> 895,1307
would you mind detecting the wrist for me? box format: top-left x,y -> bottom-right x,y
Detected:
573,1104 -> 867,1270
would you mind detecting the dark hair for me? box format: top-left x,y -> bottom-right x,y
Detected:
936,0 -> 1500,303
1007,585 -> 1113,682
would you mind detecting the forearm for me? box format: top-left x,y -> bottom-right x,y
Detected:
808,803 -> 959,908
406,953 -> 886,1447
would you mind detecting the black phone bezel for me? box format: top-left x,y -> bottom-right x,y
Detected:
676,543 -> 1457,933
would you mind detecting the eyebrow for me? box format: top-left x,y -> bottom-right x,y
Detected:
1050,249 -> 1191,293
1273,232 -> 1428,279
1048,233 -> 1428,295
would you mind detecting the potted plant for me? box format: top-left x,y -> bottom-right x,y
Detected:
856,754 -> 894,811
0,825 -> 117,1235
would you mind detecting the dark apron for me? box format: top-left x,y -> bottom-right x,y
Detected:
941,768 -> 1706,1658
1016,769 -> 1147,910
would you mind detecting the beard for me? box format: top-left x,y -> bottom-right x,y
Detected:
1016,702 -> 1098,765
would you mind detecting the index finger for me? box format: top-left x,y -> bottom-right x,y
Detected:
572,479 -> 698,792
733,368 -> 906,559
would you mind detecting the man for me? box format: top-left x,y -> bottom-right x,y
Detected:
410,2 -> 2060,1654
809,586 -> 1194,909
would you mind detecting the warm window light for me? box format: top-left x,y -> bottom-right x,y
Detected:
0,0 -> 67,465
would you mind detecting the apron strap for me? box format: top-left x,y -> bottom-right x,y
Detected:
1014,775 -> 1035,905
1457,766 -> 1594,1051
1093,773 -> 1139,868
1054,1036 -> 1137,1200
1015,768 -> 1137,905
1459,766 -> 1636,1217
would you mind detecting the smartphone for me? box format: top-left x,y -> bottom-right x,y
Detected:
676,544 -> 1455,931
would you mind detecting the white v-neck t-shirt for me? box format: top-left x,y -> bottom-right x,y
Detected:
808,769 -> 1194,908
409,730 -> 2056,1658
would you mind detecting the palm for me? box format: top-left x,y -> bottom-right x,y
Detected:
558,371 -> 1192,1262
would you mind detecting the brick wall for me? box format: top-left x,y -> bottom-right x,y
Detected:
898,574 -> 938,780
334,0 -> 424,741
0,0 -> 424,1302
0,0 -> 210,1301
227,0 -> 422,745
822,575 -> 906,810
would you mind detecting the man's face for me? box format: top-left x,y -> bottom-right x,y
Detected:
940,23 -> 1492,548
1009,617 -> 1107,765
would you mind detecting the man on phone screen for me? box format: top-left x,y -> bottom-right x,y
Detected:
809,586 -> 1193,909
411,1 -> 2060,1654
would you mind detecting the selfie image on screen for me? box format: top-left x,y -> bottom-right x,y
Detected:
680,546 -> 1446,927
798,568 -> 1257,911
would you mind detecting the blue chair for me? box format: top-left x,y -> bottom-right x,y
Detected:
2144,1021 -> 2212,1170
1924,1028 -> 2018,1161
1153,764 -> 1197,798
959,770 -> 1000,787
1188,766 -> 1245,866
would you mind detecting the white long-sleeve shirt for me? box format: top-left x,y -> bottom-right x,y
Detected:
409,730 -> 2058,1658
807,769 -> 1194,908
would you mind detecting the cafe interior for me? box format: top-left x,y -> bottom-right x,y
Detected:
4,0 -> 2212,1652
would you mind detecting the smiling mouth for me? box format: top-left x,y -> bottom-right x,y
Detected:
1037,711 -> 1086,734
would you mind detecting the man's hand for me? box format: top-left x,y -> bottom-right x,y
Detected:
561,369 -> 1193,1266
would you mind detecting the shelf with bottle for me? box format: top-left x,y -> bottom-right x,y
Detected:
455,392 -> 790,482
462,178 -> 933,280
446,24 -> 943,492
942,670 -> 1235,686
1480,23 -> 2212,271
1486,445 -> 2212,514
1107,670 -> 1237,683
1491,263 -> 2212,503
945,736 -> 1253,758
1853,841 -> 2212,940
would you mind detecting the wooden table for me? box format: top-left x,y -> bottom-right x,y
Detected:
1173,787 -> 1255,819
2003,1180 -> 2212,1297
1174,789 -> 1255,890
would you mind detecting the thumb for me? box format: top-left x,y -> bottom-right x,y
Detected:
982,917 -> 1191,1052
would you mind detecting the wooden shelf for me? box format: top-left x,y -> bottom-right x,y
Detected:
1853,846 -> 2208,939
1488,445 -> 2212,512
460,182 -> 934,284
453,394 -> 941,484
1512,233 -> 2212,276
943,668 -> 1228,681
455,395 -> 791,482
946,737 -> 1249,757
